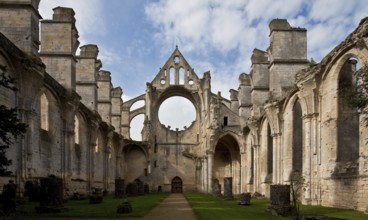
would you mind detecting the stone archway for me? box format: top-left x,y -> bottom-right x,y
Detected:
171,176 -> 183,193
213,134 -> 241,194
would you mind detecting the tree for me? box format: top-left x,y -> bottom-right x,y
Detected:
0,64 -> 27,175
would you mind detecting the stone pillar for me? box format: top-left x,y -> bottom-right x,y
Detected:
272,133 -> 278,184
253,145 -> 259,193
111,87 -> 122,133
97,70 -> 112,125
207,150 -> 214,193
202,157 -> 207,192
87,121 -> 98,193
303,115 -> 312,202
76,44 -> 101,111
268,19 -> 308,100
240,151 -> 246,192
0,0 -> 41,56
223,177 -> 234,200
40,7 -> 79,90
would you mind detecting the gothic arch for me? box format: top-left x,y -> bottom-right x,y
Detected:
258,118 -> 273,195
243,126 -> 255,191
282,93 -> 304,181
32,87 -> 63,177
93,129 -> 105,184
72,112 -> 88,180
213,133 -> 241,194
123,143 -> 148,182
320,50 -> 367,166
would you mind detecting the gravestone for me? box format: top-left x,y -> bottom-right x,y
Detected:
89,187 -> 103,204
135,179 -> 144,195
266,185 -> 291,216
36,175 -> 65,213
126,182 -> 138,196
212,179 -> 222,198
115,178 -> 125,198
223,177 -> 234,200
238,193 -> 251,205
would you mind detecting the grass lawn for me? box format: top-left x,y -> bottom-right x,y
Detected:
184,192 -> 368,220
15,192 -> 169,218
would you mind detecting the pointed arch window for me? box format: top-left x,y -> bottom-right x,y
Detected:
74,115 -> 80,145
267,124 -> 273,176
40,93 -> 49,131
292,99 -> 303,180
179,67 -> 185,85
337,58 -> 360,162
95,137 -> 99,153
169,67 -> 175,85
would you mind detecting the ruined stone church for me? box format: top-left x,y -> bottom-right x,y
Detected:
1,0 -> 368,212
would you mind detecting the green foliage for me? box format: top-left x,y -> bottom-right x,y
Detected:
341,63 -> 368,118
309,58 -> 316,66
290,177 -> 305,220
0,65 -> 27,176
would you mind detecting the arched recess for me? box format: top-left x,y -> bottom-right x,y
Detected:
291,99 -> 303,180
213,133 -> 241,194
282,93 -> 305,182
259,118 -> 273,196
124,144 -> 147,183
337,57 -> 360,162
37,88 -> 62,177
72,113 -> 88,180
108,138 -> 117,183
93,131 -> 104,183
320,50 -> 367,168
243,127 -> 254,192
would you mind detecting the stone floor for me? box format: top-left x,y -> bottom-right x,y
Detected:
140,193 -> 197,220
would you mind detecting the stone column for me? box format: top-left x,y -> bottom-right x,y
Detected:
207,150 -> 214,193
272,133 -> 278,184
240,151 -> 246,192
303,115 -> 312,202
202,157 -> 207,192
87,121 -> 98,193
253,145 -> 259,192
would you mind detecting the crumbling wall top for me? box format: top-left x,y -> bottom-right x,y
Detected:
239,73 -> 251,86
80,44 -> 99,58
269,19 -> 291,31
52,7 -> 75,23
251,48 -> 268,64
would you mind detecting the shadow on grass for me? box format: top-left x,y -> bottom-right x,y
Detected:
14,192 -> 170,219
184,192 -> 368,220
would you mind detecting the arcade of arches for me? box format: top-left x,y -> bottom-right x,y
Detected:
1,1 -> 368,212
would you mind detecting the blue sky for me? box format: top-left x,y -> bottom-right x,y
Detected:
39,0 -> 368,139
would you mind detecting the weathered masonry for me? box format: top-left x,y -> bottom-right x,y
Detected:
1,0 -> 368,212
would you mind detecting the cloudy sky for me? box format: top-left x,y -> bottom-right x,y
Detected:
39,0 -> 367,139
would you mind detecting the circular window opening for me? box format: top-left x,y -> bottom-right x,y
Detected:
159,96 -> 196,130
174,56 -> 180,64
160,79 -> 166,85
188,79 -> 194,85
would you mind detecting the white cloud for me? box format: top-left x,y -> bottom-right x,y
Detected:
98,48 -> 123,66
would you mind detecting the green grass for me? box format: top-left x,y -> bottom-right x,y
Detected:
184,192 -> 368,220
16,192 -> 169,218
